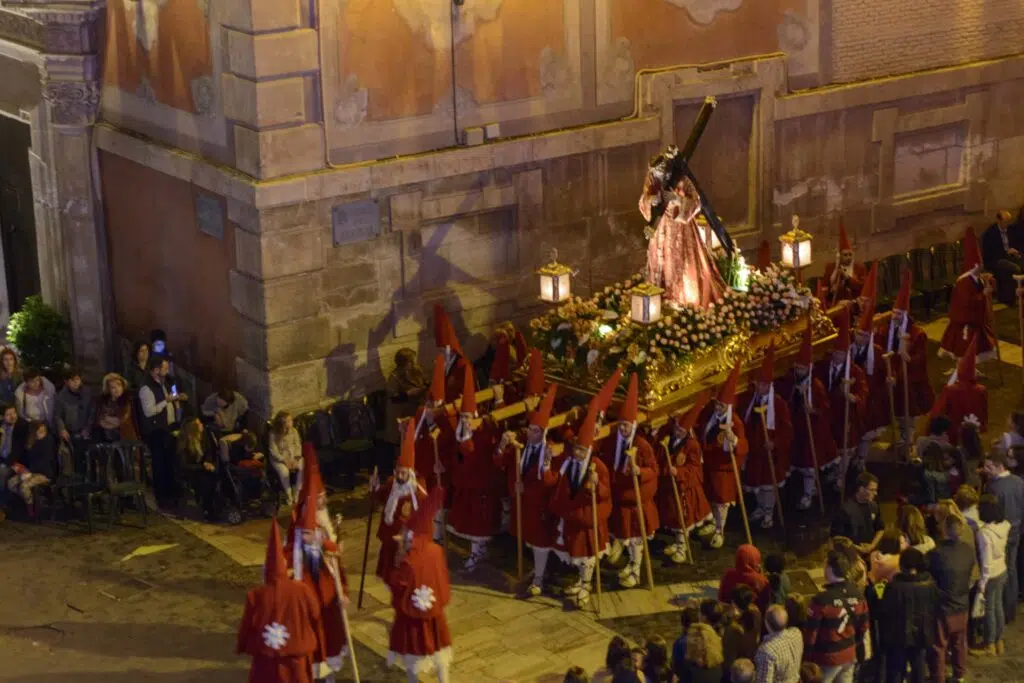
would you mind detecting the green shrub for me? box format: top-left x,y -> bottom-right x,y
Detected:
7,295 -> 72,372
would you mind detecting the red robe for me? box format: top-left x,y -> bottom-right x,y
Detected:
413,417 -> 455,500
781,372 -> 839,471
815,358 -> 869,450
653,428 -> 712,531
285,527 -> 348,668
739,390 -> 793,492
598,432 -> 659,541
851,340 -> 889,434
823,261 -> 867,306
237,578 -> 324,683
446,420 -> 503,541
374,478 -> 429,581
494,436 -> 563,548
549,456 -> 612,560
696,407 -> 750,505
940,275 -> 997,360
878,319 -> 935,418
443,356 -> 469,403
932,382 -> 988,445
387,537 -> 453,662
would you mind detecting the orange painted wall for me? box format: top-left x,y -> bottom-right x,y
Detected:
102,0 -> 213,113
610,0 -> 802,68
99,152 -> 241,387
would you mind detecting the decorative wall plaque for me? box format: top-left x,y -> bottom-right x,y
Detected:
332,200 -> 380,246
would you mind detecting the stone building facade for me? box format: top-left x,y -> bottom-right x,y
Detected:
1,0 -> 1023,415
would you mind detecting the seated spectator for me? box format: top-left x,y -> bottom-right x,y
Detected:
900,505 -> 935,553
729,658 -> 754,683
55,368 -> 94,446
672,601 -> 702,678
830,472 -> 883,551
93,373 -> 139,442
201,387 -> 249,434
7,420 -> 55,517
642,636 -> 671,683
974,494 -> 1011,655
177,417 -> 219,521
15,369 -> 55,426
981,208 -> 1022,305
592,635 -> 631,683
0,404 -> 27,515
125,340 -> 150,390
718,544 -> 770,611
880,548 -> 938,683
798,662 -> 822,683
268,410 -> 303,506
764,553 -> 790,606
564,666 -> 590,683
868,526 -> 905,584
929,514 -> 975,683
753,604 -> 802,683
677,623 -> 724,683
222,430 -> 264,468
804,550 -> 868,683
723,602 -> 760,674
0,346 -> 22,405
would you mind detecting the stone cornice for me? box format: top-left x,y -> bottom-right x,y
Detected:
0,1 -> 104,53
0,7 -> 44,49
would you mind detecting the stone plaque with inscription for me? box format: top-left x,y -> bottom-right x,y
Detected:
332,200 -> 380,246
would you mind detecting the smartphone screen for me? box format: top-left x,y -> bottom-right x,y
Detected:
153,340 -> 166,354
171,384 -> 177,396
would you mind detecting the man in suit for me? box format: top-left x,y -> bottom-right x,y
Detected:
981,209 -> 1024,305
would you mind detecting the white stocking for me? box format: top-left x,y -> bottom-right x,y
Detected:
433,510 -> 445,542
712,503 -> 730,533
803,472 -> 817,497
470,540 -> 488,558
532,547 -> 550,585
626,539 -> 643,569
755,489 -> 775,514
579,560 -> 595,586
675,530 -> 687,545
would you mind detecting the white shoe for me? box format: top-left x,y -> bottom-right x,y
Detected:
696,524 -> 715,537
618,564 -> 633,578
620,569 -> 639,588
663,542 -> 680,556
606,538 -> 624,565
564,581 -> 583,596
670,548 -> 689,564
750,506 -> 766,521
527,582 -> 542,597
798,494 -> 813,511
760,514 -> 775,530
710,532 -> 724,549
574,588 -> 591,607
464,552 -> 483,572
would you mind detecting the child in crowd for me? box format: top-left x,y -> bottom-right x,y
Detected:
764,553 -> 790,606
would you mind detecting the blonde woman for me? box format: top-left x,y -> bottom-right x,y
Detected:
678,623 -> 725,683
177,418 -> 218,520
900,506 -> 935,553
269,410 -> 303,505
0,346 -> 22,404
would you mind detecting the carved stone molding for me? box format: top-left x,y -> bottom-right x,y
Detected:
43,78 -> 100,125
0,7 -> 44,49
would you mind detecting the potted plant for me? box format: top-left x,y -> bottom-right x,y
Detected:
6,295 -> 72,381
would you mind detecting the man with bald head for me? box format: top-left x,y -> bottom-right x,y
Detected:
731,658 -> 755,683
754,604 -> 803,683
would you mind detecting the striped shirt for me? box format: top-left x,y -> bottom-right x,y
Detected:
754,627 -> 803,683
803,580 -> 869,667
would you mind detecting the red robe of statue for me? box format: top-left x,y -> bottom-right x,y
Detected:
696,407 -> 750,505
739,390 -> 794,492
878,318 -> 935,418
823,261 -> 867,306
598,432 -> 659,541
387,536 -> 453,670
653,429 -> 713,531
550,456 -> 612,560
237,569 -> 324,683
782,372 -> 839,472
285,526 -> 348,671
494,436 -> 563,548
851,340 -> 889,434
940,275 -> 997,360
931,382 -> 989,445
374,478 -> 429,581
446,420 -> 503,541
815,358 -> 869,450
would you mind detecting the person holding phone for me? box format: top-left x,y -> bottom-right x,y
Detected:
139,357 -> 187,509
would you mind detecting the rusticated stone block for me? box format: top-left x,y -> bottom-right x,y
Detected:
222,74 -> 307,128
222,0 -> 301,33
234,124 -> 325,180
242,315 -> 332,370
234,226 -> 324,279
236,358 -> 327,418
226,29 -> 319,80
229,270 -> 322,325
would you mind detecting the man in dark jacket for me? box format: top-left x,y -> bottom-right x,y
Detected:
881,548 -> 939,683
928,515 -> 976,683
981,209 -> 1024,305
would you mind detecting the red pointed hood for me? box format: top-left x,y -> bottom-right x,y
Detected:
397,419 -> 416,470
798,316 -> 813,365
489,336 -> 511,383
860,261 -> 878,305
525,348 -> 545,397
717,361 -> 742,406
676,391 -> 711,430
857,299 -> 876,333
838,219 -> 851,252
513,331 -> 528,370
835,305 -> 851,351
575,400 -> 601,450
299,442 -> 324,502
433,304 -> 462,354
961,227 -> 981,273
756,240 -> 772,271
529,384 -> 557,429
427,353 -> 446,402
596,367 -> 623,415
894,268 -> 912,312
758,342 -> 776,383
460,363 -> 477,414
406,486 -> 444,539
296,477 -> 320,531
263,518 -> 288,583
619,373 -> 640,422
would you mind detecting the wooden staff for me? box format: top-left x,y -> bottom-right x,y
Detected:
1016,274 -> 1024,390
882,352 -> 903,459
660,436 -> 694,565
840,373 -> 853,504
356,466 -> 378,610
430,431 -> 448,550
899,333 -> 913,442
508,436 -> 525,581
753,405 -> 785,532
625,447 -> 656,591
800,389 -> 827,516
327,556 -> 361,682
983,275 -> 1005,385
723,422 -> 753,546
588,462 -> 603,614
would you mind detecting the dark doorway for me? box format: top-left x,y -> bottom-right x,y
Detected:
0,113 -> 41,314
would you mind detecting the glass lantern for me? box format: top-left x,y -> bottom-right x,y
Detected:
537,249 -> 573,303
630,282 -> 665,324
779,215 -> 813,273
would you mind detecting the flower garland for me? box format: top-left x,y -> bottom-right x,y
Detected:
528,264 -> 811,385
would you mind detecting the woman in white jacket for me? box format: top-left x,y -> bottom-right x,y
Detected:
14,370 -> 56,426
268,410 -> 303,506
974,494 -> 1012,656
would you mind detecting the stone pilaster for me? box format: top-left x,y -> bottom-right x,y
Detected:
221,0 -> 325,180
